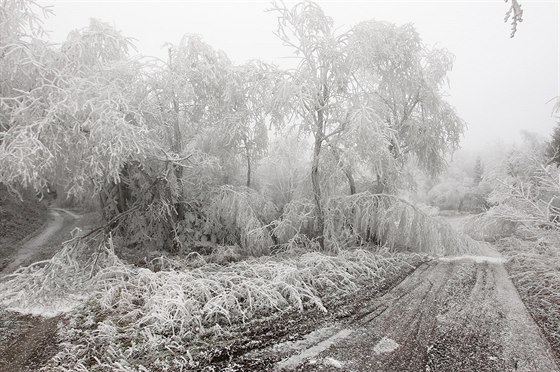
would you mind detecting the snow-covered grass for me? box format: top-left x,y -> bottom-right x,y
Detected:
0,236 -> 126,317
0,236 -> 419,370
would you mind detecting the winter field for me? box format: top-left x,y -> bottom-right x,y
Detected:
1,0 -> 559,371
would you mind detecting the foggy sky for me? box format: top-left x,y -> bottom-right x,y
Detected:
40,0 -> 559,151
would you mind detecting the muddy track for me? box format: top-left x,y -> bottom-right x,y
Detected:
0,310 -> 60,372
276,258 -> 559,371
0,208 -> 80,372
1,208 -> 80,275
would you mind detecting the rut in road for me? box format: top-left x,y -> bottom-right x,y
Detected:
276,257 -> 559,371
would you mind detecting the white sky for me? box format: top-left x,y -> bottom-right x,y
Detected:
40,0 -> 559,151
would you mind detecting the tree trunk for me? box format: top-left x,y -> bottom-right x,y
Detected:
313,102 -> 326,249
115,163 -> 130,214
344,168 -> 356,195
311,82 -> 331,250
169,48 -> 185,222
171,104 -> 185,221
327,144 -> 356,196
244,139 -> 252,188
311,133 -> 324,250
375,174 -> 385,194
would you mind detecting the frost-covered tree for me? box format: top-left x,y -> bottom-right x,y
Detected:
465,133 -> 560,241
270,1 -> 464,248
1,16 -> 155,199
0,0 -> 472,254
158,36 -> 273,189
0,0 -> 52,135
219,61 -> 273,187
348,20 -> 464,186
145,35 -> 230,220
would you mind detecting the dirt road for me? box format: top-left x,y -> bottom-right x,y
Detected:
0,208 -> 80,275
0,208 -> 80,372
273,256 -> 559,371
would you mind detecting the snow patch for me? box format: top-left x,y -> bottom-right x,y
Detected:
323,357 -> 344,368
438,255 -> 506,264
52,208 -> 81,220
373,336 -> 399,354
3,297 -> 83,318
272,326 -> 339,353
276,328 -> 353,370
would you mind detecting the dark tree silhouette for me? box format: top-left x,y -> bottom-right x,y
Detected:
546,123 -> 560,165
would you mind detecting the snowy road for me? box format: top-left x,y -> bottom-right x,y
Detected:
275,257 -> 559,371
1,208 -> 80,275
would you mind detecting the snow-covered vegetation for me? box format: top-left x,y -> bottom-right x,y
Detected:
2,235 -> 420,370
1,0 -> 474,258
1,0 -> 558,370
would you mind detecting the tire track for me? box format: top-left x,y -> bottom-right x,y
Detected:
278,258 -> 559,371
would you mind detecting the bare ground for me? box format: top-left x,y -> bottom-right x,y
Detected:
0,310 -> 60,372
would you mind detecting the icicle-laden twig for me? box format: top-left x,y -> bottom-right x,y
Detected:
504,0 -> 523,38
